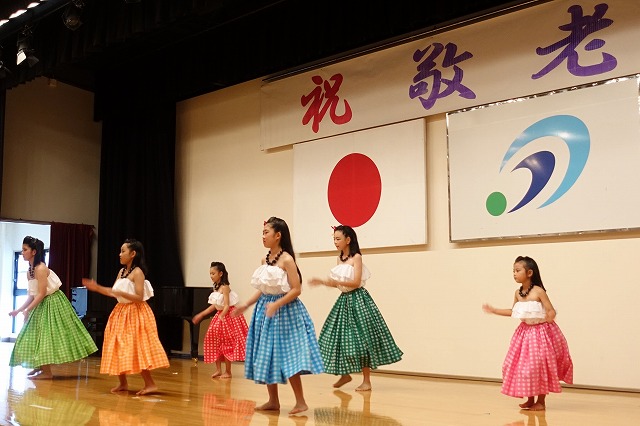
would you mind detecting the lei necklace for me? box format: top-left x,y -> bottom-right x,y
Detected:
266,249 -> 283,266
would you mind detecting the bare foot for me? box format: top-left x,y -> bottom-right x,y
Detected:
110,384 -> 128,393
136,385 -> 158,395
527,403 -> 545,411
219,372 -> 232,379
333,390 -> 352,401
28,371 -> 53,380
333,375 -> 352,388
211,370 -> 221,379
519,399 -> 535,409
355,383 -> 372,391
289,403 -> 308,415
256,402 -> 280,411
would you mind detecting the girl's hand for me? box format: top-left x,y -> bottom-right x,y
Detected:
218,313 -> 226,321
8,310 -> 20,317
482,303 -> 495,314
231,304 -> 246,317
265,302 -> 278,318
192,314 -> 202,325
82,278 -> 98,292
545,309 -> 556,323
308,278 -> 324,286
22,309 -> 31,318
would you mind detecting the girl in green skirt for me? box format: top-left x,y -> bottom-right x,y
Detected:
9,236 -> 97,379
309,225 -> 402,391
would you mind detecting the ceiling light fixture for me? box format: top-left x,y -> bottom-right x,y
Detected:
9,9 -> 28,19
16,27 -> 39,67
62,0 -> 85,31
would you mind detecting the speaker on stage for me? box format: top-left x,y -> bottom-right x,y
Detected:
71,286 -> 88,319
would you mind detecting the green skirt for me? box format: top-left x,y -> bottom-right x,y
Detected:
318,287 -> 403,375
10,290 -> 98,368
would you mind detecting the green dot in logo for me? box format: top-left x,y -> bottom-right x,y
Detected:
486,192 -> 507,216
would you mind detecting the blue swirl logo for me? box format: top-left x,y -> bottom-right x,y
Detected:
486,115 -> 590,216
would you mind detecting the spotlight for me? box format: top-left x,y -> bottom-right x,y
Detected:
16,28 -> 39,67
62,0 -> 84,31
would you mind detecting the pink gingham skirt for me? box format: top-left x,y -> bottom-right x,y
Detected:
501,321 -> 573,397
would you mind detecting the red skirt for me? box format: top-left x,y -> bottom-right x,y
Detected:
203,306 -> 248,363
501,321 -> 573,397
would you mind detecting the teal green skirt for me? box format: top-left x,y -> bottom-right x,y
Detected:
318,287 -> 403,375
10,290 -> 98,368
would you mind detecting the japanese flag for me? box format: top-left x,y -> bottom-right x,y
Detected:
293,118 -> 426,252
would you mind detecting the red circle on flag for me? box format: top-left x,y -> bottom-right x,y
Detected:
327,153 -> 382,227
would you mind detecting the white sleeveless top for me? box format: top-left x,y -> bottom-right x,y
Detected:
329,263 -> 371,293
208,288 -> 239,306
511,301 -> 546,324
112,277 -> 154,303
250,265 -> 291,295
27,269 -> 63,296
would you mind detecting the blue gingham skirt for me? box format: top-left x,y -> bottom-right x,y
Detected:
245,294 -> 324,384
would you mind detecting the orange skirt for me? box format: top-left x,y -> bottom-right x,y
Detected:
100,301 -> 169,375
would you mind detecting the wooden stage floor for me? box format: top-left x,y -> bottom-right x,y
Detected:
0,343 -> 637,425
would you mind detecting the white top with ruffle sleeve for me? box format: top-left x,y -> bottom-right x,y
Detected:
112,277 -> 154,303
511,300 -> 546,324
27,269 -> 63,296
250,265 -> 291,295
208,288 -> 239,306
329,263 -> 371,293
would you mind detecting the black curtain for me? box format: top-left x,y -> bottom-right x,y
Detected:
93,73 -> 185,351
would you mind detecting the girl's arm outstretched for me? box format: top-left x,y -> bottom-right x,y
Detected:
231,289 -> 262,317
82,277 -> 115,298
308,254 -> 363,289
482,292 -> 518,317
193,304 -> 217,324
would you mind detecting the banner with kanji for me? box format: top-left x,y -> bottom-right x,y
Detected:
260,0 -> 638,149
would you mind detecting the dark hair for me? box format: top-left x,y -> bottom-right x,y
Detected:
515,256 -> 546,291
124,238 -> 148,275
210,261 -> 230,291
334,225 -> 361,257
23,236 -> 46,267
264,216 -> 302,281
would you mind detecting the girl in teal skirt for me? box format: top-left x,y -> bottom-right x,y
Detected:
9,236 -> 97,379
309,225 -> 403,391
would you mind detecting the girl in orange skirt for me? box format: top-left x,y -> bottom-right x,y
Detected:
192,261 -> 248,379
83,239 -> 169,395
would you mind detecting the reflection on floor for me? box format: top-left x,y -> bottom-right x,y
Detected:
0,342 -> 638,425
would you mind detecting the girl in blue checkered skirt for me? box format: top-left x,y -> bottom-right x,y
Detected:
232,216 -> 323,415
309,225 -> 403,391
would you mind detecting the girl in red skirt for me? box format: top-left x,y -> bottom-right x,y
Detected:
83,239 -> 169,395
193,261 -> 248,379
483,256 -> 573,411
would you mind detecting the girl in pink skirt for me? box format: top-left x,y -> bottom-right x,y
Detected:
483,256 -> 573,411
193,261 -> 248,379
